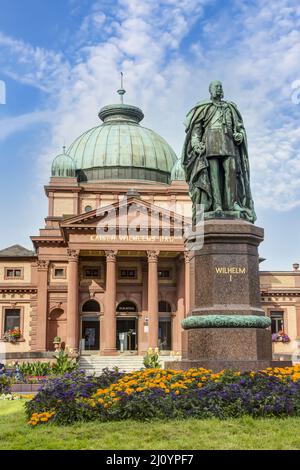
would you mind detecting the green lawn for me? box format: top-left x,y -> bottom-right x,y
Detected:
1,400 -> 300,450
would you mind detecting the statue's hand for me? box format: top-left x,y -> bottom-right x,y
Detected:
233,132 -> 243,145
191,137 -> 205,155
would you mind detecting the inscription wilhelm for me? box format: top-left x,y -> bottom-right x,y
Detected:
215,266 -> 246,282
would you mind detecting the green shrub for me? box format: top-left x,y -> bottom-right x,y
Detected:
143,348 -> 161,369
51,350 -> 78,375
18,362 -> 52,377
0,375 -> 12,394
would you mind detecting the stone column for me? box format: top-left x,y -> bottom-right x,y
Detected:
138,262 -> 148,354
67,249 -> 79,354
35,260 -> 49,351
147,250 -> 159,349
102,250 -> 118,355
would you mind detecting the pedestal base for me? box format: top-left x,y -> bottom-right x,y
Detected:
165,328 -> 292,372
187,328 -> 272,361
165,359 -> 292,372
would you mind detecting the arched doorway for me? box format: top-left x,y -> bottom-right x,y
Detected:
81,300 -> 100,351
116,301 -> 138,352
158,301 -> 172,350
47,308 -> 66,351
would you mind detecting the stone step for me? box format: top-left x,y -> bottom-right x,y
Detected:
78,355 -> 181,374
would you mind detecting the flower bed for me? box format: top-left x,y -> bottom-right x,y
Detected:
25,365 -> 300,426
25,368 -> 123,424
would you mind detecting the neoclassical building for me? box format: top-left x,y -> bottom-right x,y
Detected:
0,92 -> 299,361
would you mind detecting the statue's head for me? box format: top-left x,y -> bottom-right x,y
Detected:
209,80 -> 224,100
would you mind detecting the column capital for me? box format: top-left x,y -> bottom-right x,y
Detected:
105,250 -> 118,262
67,249 -> 79,262
147,250 -> 159,263
36,260 -> 49,271
184,251 -> 191,263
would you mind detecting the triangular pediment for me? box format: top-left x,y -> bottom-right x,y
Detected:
60,196 -> 191,237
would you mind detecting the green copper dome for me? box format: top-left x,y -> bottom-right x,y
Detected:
67,102 -> 177,184
171,158 -> 185,181
51,148 -> 76,178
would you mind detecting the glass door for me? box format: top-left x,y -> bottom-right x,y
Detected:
158,317 -> 172,350
81,316 -> 100,350
116,318 -> 137,351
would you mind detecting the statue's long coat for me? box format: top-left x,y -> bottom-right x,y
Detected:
182,100 -> 256,222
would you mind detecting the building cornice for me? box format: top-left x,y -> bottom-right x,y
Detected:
261,290 -> 300,296
0,285 -> 37,293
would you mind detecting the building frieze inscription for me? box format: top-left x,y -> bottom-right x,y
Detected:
90,234 -> 180,242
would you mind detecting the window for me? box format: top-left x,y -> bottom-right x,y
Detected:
270,311 -> 284,334
82,300 -> 100,313
119,269 -> 137,279
85,205 -> 93,213
4,309 -> 21,332
84,267 -> 101,278
158,267 -> 174,283
158,269 -> 171,279
158,301 -> 172,313
54,268 -> 65,278
5,268 -> 22,279
117,265 -> 140,283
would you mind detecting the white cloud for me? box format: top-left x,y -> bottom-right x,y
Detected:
0,32 -> 70,92
1,0 -> 300,213
0,110 -> 53,140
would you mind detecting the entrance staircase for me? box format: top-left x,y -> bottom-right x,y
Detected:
78,354 -> 181,375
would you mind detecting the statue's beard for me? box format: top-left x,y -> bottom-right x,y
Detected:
211,90 -> 224,100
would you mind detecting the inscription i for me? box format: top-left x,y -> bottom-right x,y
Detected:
215,266 -> 246,282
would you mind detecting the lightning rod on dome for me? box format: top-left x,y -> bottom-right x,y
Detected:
117,72 -> 126,104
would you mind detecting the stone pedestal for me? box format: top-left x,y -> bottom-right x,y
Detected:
190,219 -> 265,317
165,219 -> 292,372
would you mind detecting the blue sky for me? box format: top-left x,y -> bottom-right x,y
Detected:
0,0 -> 300,270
